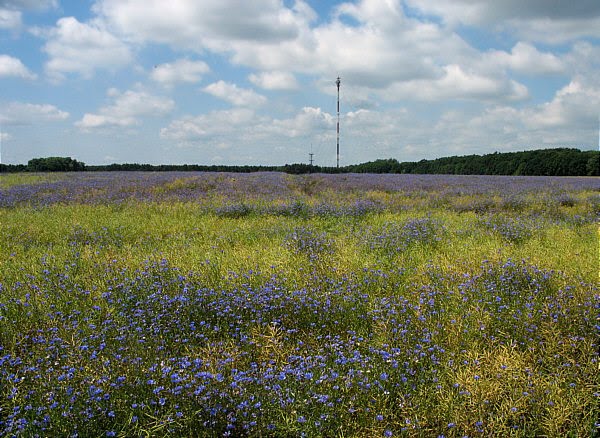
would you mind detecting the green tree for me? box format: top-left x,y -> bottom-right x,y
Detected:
27,157 -> 85,172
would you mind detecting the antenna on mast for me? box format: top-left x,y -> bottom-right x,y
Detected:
336,76 -> 341,168
309,143 -> 314,166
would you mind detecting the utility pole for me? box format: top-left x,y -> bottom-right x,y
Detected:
336,76 -> 341,169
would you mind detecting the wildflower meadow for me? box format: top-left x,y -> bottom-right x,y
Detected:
0,172 -> 598,437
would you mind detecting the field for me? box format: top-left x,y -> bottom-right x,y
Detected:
0,172 -> 598,437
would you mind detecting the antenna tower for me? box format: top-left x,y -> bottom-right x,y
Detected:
336,76 -> 341,168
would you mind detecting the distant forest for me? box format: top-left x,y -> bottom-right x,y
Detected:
1,148 -> 598,176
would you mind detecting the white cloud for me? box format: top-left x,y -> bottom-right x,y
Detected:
248,71 -> 298,90
0,8 -> 21,29
486,42 -> 565,75
226,0 -> 530,104
423,73 -> 600,155
150,58 -> 210,87
526,78 -> 600,129
162,82 -> 597,164
520,43 -> 600,131
264,107 -> 334,137
405,0 -> 600,24
160,108 -> 258,141
76,113 -> 134,129
405,0 -> 600,43
160,107 -> 334,164
95,0 -> 312,49
94,0 -> 544,104
232,3 -> 453,85
0,54 -> 36,79
384,64 -> 529,102
511,16 -> 600,44
160,106 -> 403,164
43,16 -> 132,80
76,88 -> 174,129
203,81 -> 266,107
1,0 -> 57,10
0,101 -> 68,125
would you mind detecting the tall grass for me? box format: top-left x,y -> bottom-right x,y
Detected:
0,173 -> 598,436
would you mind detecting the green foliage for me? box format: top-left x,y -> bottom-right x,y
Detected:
5,148 -> 598,175
27,156 -> 85,172
0,164 -> 27,173
390,148 -> 599,176
280,163 -> 320,174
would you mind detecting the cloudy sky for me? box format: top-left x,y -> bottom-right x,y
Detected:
1,0 -> 599,166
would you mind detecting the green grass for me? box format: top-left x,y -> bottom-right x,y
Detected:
0,172 -> 66,188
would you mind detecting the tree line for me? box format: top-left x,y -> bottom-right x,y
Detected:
0,157 -> 86,173
1,148 -> 598,176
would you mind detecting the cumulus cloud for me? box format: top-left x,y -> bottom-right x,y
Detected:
225,0 -> 530,104
160,107 -> 333,164
248,71 -> 298,90
486,42 -> 565,75
4,0 -> 596,164
160,108 -> 258,141
203,81 -> 266,107
383,64 -> 529,102
150,58 -> 210,87
43,16 -> 132,80
231,1 -> 455,86
1,0 -> 57,31
405,0 -> 600,42
406,0 -> 600,24
520,43 -> 600,131
94,0 -> 312,49
260,107 -> 334,137
512,16 -> 600,44
0,54 -> 36,79
1,0 -> 57,9
525,78 -> 600,129
0,101 -> 68,125
76,88 -> 174,129
0,8 -> 21,29
162,107 -> 330,145
92,0 -> 546,104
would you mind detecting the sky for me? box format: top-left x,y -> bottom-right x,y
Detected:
0,0 -> 599,166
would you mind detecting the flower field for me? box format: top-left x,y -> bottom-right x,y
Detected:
0,172 -> 598,437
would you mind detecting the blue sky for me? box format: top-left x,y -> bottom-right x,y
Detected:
1,0 -> 599,166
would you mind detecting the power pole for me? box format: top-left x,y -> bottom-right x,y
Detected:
336,76 -> 341,169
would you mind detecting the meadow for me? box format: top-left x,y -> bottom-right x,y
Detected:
0,171 -> 598,437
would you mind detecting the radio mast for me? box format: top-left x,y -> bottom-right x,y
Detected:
336,76 -> 341,168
